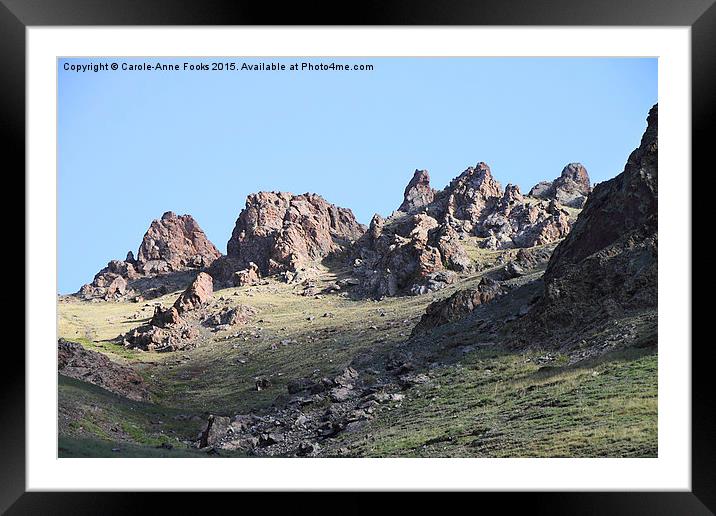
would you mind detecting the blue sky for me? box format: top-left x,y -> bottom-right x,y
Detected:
58,57 -> 657,294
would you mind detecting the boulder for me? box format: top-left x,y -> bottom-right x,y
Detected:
150,305 -> 182,327
173,272 -> 213,314
198,415 -> 232,448
233,262 -> 261,287
204,305 -> 257,327
123,323 -> 199,352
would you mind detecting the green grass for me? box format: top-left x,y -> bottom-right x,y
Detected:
58,247 -> 656,458
58,374 -> 209,453
61,270 -> 495,415
58,436 -> 246,458
328,347 -> 657,457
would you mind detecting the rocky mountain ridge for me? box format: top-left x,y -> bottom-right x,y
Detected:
76,161 -> 587,302
350,162 -> 577,298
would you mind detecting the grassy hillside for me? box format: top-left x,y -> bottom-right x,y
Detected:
57,256 -> 657,458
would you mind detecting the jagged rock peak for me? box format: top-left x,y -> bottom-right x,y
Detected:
136,211 -> 221,274
369,213 -> 385,241
502,184 -> 524,205
460,161 -> 498,183
221,191 -> 366,278
398,169 -> 435,212
77,211 -> 220,301
559,162 -> 590,187
448,162 -> 502,197
529,163 -> 591,208
442,162 -> 503,230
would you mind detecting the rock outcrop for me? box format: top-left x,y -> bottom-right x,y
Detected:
352,162 -> 577,297
58,339 -> 150,401
211,192 -> 365,285
529,163 -> 591,208
123,272 -> 214,352
233,262 -> 261,287
514,105 -> 658,349
203,305 -> 257,328
351,212 -> 463,298
480,192 -> 572,250
78,212 -> 220,301
135,211 -> 221,274
411,277 -> 504,335
173,272 -> 213,314
78,260 -> 138,301
398,169 -> 435,213
438,162 -> 503,232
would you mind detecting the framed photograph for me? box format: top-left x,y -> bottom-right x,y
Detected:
6,0 -> 710,511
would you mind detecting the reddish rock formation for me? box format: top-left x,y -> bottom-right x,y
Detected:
78,212 -> 220,301
352,212 -> 460,298
398,169 -> 435,213
173,272 -> 213,314
441,162 -> 503,231
434,223 -> 472,272
514,104 -> 658,349
78,260 -> 140,301
233,262 -> 261,287
123,272 -> 214,352
529,163 -> 591,208
150,305 -> 182,327
212,192 -> 365,284
481,191 -> 572,250
123,324 -> 199,353
204,305 -> 257,328
136,211 -> 221,274
58,339 -> 150,401
352,161 -> 577,297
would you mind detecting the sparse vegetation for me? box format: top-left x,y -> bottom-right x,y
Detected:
58,265 -> 657,458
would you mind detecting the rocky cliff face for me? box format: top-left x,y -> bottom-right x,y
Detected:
78,212 -> 220,301
529,163 -> 591,208
211,192 -> 365,284
513,105 -> 658,350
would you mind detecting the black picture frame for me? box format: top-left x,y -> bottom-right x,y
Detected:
4,0 -> 710,513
